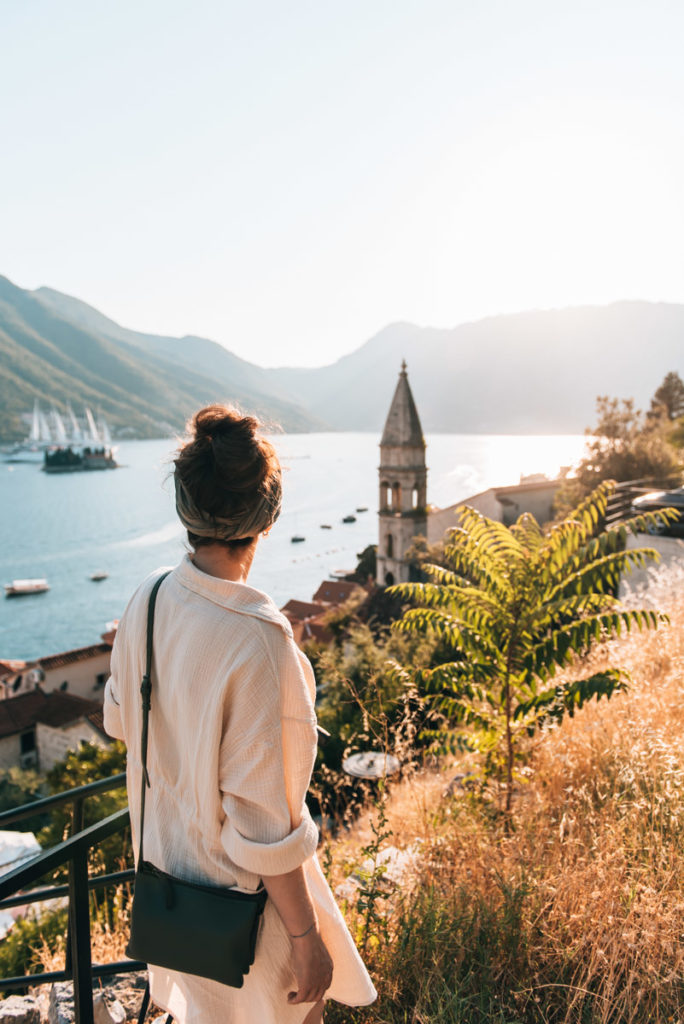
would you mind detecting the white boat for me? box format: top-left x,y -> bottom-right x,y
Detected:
4,578 -> 50,597
3,400 -> 54,463
90,571 -> 109,581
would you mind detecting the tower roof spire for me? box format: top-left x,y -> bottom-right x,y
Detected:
380,360 -> 425,448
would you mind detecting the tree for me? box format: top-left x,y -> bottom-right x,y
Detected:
388,484 -> 672,816
556,396 -> 682,513
650,371 -> 684,421
38,741 -> 129,879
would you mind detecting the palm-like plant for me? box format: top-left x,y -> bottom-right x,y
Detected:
389,482 -> 674,813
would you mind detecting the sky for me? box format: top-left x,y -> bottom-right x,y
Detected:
2,0 -> 684,367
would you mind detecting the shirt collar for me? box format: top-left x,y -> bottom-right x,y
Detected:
173,554 -> 293,638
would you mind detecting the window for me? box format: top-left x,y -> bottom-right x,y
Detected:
380,481 -> 391,509
384,571 -> 395,586
386,534 -> 394,558
59,680 -> 68,692
392,482 -> 401,510
20,730 -> 36,755
95,672 -> 108,689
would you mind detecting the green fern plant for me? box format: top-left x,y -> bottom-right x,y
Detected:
388,482 -> 675,813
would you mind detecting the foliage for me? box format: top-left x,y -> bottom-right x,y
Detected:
388,483 -> 673,813
0,908 -> 67,991
650,369 -> 684,421
309,624 -> 432,823
353,544 -> 377,583
354,787 -> 393,956
38,741 -> 130,878
0,766 -> 47,833
556,395 -> 683,512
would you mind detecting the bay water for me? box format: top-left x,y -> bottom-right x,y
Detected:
0,433 -> 585,660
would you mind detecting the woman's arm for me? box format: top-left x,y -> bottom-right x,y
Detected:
261,865 -> 333,1005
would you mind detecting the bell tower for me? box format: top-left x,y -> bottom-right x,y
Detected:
376,361 -> 427,586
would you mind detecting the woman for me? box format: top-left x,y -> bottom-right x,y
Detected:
103,405 -> 377,1024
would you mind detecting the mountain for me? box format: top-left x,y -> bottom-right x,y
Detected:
1,274 -> 682,442
260,305 -> 684,433
0,277 -> 324,442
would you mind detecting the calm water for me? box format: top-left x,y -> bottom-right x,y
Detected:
0,433 -> 585,659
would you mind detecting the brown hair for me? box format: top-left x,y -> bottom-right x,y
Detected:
173,405 -> 282,549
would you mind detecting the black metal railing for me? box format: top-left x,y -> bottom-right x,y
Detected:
0,774 -> 144,1024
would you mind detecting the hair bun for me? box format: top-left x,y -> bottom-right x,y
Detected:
192,404 -> 244,441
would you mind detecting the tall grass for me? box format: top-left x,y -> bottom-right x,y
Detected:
326,566 -> 684,1023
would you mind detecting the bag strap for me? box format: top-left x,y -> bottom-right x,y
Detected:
138,570 -> 172,866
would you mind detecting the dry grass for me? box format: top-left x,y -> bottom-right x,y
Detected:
324,570 -> 684,1022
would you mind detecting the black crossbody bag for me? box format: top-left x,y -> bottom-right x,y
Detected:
126,571 -> 268,988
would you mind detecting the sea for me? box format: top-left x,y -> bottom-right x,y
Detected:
0,433 -> 586,660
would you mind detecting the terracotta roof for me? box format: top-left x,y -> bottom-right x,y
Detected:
312,580 -> 362,605
280,599 -> 327,622
290,618 -> 334,648
0,690 -> 103,740
380,363 -> 425,449
0,660 -> 28,679
39,643 -> 112,672
85,708 -> 107,737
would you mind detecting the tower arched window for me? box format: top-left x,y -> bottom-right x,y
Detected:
380,480 -> 391,510
392,482 -> 401,511
386,534 -> 394,558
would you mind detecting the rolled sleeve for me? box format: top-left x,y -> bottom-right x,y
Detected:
103,626 -> 125,740
219,630 -> 319,877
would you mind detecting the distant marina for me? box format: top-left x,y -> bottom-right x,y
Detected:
0,432 -> 586,660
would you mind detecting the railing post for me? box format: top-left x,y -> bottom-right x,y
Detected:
68,846 -> 94,1024
65,797 -> 85,977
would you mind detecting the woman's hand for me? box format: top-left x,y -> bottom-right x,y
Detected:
287,928 -> 333,1005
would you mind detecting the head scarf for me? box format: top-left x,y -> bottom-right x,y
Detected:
174,472 -> 282,542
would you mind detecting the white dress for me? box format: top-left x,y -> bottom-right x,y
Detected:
103,555 -> 376,1024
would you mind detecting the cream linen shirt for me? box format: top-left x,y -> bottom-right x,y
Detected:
103,555 -> 376,1024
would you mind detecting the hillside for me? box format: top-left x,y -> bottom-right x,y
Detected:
0,277 -> 323,442
2,275 -> 683,440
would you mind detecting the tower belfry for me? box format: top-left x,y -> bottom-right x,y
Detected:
376,361 -> 427,585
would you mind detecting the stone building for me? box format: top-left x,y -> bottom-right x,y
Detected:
0,689 -> 110,772
376,361 -> 427,585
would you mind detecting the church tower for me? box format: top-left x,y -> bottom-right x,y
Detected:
376,361 -> 427,586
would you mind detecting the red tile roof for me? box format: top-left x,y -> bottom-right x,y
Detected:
312,580 -> 362,605
280,600 -> 328,622
0,690 -> 104,740
39,643 -> 112,672
0,660 -> 28,679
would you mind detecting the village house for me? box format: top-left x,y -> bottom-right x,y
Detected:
0,637 -> 114,703
0,689 -> 110,772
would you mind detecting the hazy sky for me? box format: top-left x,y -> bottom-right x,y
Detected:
3,0 -> 683,366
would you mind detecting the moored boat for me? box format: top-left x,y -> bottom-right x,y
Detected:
5,578 -> 50,597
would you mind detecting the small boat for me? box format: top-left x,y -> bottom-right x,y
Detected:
291,535 -> 306,543
5,578 -> 50,597
320,524 -> 332,530
355,507 -> 368,513
342,515 -> 357,524
90,571 -> 109,582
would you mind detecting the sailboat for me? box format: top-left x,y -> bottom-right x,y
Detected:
3,400 -> 54,463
